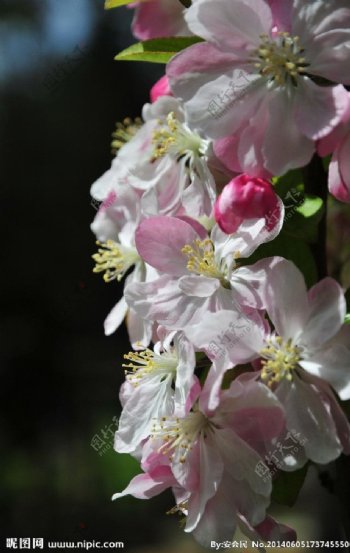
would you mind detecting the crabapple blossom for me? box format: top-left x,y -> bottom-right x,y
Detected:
186,257 -> 350,465
91,187 -> 155,345
115,332 -> 197,454
130,0 -> 190,40
214,174 -> 281,234
113,377 -> 285,547
167,0 -> 350,175
91,96 -> 219,217
125,214 -> 283,330
318,95 -> 350,203
150,75 -> 173,103
90,0 -> 350,545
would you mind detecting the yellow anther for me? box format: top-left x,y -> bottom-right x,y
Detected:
111,116 -> 143,154
253,32 -> 309,85
152,409 -> 209,463
123,348 -> 177,387
92,240 -> 139,282
151,111 -> 204,161
181,238 -> 224,280
260,337 -> 302,387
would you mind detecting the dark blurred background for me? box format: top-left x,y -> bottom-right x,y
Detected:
0,1 -> 349,551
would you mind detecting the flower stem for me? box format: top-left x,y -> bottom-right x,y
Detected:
302,154 -> 328,279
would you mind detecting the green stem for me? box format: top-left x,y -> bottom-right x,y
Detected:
302,154 -> 328,279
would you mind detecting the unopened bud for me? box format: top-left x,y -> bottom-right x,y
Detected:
214,174 -> 279,234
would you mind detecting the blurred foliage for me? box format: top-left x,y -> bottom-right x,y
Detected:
115,36 -> 203,64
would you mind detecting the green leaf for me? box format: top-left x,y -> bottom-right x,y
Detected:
345,314 -> 350,325
247,231 -> 318,288
105,0 -> 139,8
272,169 -> 304,199
283,194 -> 324,243
115,36 -> 203,63
272,463 -> 309,507
296,195 -> 324,219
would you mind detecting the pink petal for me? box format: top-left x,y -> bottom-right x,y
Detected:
131,0 -> 188,40
213,135 -> 241,175
237,105 -> 272,178
268,0 -> 292,32
150,75 -> 172,103
175,215 -> 208,239
186,434 -> 224,532
135,216 -> 200,276
112,466 -> 175,500
214,428 -> 271,497
192,477 -> 238,547
168,42 -> 264,139
293,0 -> 350,85
254,515 -> 297,542
295,81 -> 349,140
328,147 -> 350,203
185,0 -> 272,54
221,378 -> 285,456
317,96 -> 350,156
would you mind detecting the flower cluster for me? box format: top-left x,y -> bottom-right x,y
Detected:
90,0 -> 350,547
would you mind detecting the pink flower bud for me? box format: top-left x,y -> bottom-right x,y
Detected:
214,174 -> 279,234
150,75 -> 173,103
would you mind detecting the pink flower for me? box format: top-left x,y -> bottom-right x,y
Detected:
130,0 -> 190,40
113,377 -> 285,547
318,95 -> 350,203
91,96 -> 218,217
214,174 -> 281,234
150,75 -> 173,103
115,332 -> 197,454
91,187 -> 156,345
186,257 -> 350,465
167,0 -> 350,175
125,215 -> 281,330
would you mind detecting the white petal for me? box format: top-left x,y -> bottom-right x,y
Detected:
276,377 -> 342,464
115,374 -> 174,453
185,309 -> 264,366
262,88 -> 314,175
302,277 -> 346,349
104,296 -> 128,336
295,80 -> 348,140
301,339 -> 350,401
178,275 -> 221,297
262,257 -> 309,340
186,0 -> 272,54
214,428 -> 272,497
